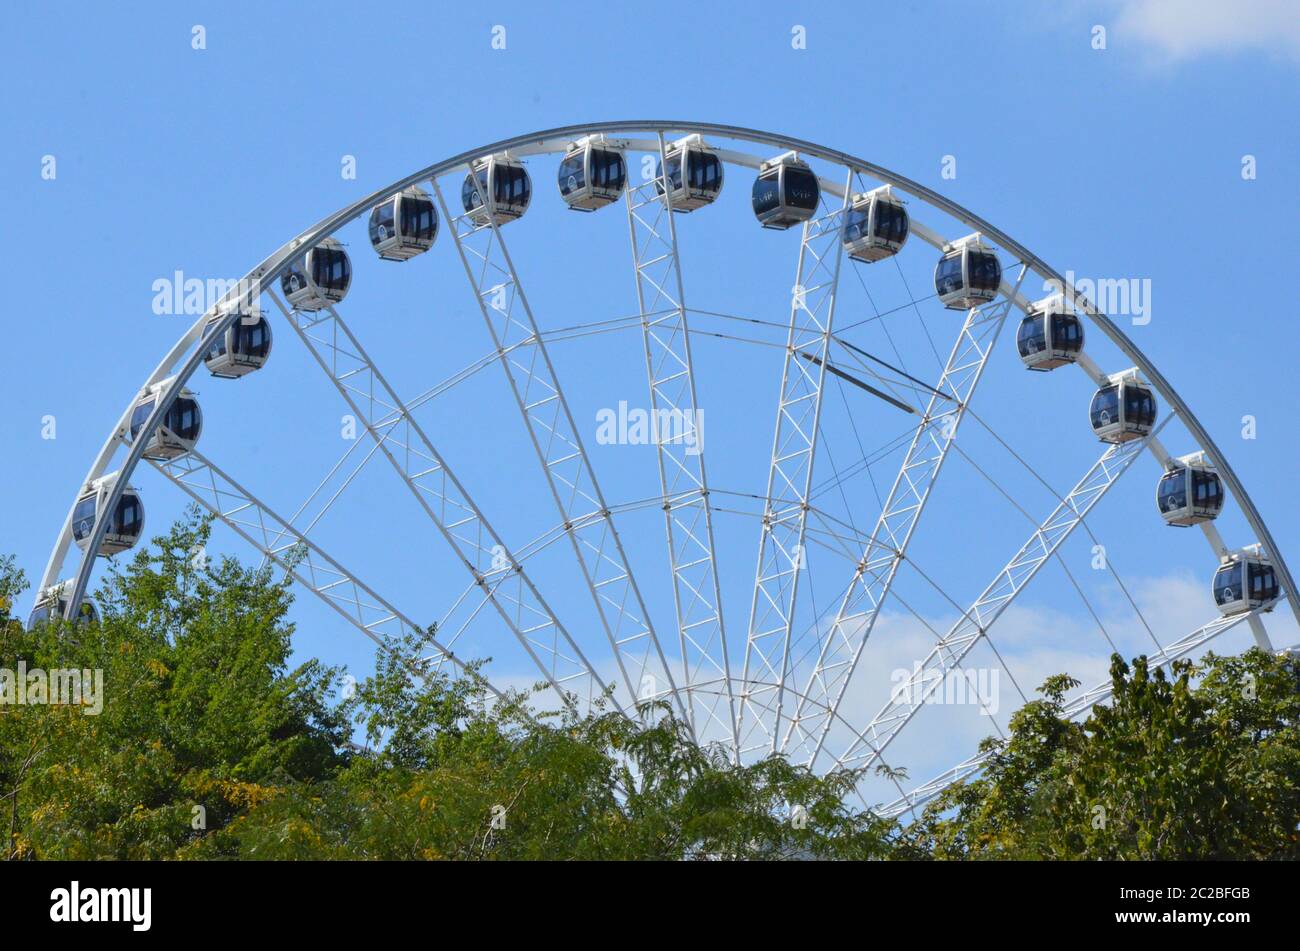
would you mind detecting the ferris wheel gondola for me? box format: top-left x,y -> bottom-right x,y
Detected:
751,152 -> 819,230
204,309 -> 272,378
1089,369 -> 1156,443
1213,547 -> 1281,616
281,237 -> 351,311
369,186 -> 438,261
71,474 -> 144,557
128,378 -> 202,461
1017,295 -> 1084,370
28,580 -> 98,629
934,234 -> 1002,310
842,186 -> 909,263
463,154 -> 532,226
655,135 -> 723,211
557,137 -> 627,211
1156,451 -> 1224,526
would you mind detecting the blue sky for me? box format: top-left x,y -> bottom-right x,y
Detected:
2,1 -> 1298,800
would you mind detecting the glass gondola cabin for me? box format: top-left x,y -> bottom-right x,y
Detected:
281,237 -> 351,311
656,137 -> 723,212
843,187 -> 909,263
28,582 -> 98,629
369,186 -> 438,261
204,310 -> 272,379
751,153 -> 819,230
935,236 -> 1002,310
1213,549 -> 1281,616
1089,372 -> 1156,443
71,475 -> 144,557
1017,296 -> 1084,370
558,139 -> 627,211
1156,452 -> 1224,526
462,155 -> 532,227
129,379 -> 202,461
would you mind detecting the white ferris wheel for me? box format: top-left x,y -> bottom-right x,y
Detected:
34,122 -> 1296,817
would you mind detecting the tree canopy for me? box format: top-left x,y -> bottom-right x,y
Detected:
3,512 -> 1297,860
0,512 -> 894,860
900,651 -> 1300,860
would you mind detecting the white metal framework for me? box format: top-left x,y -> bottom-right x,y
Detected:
879,603 -> 1276,818
781,268 -> 1029,764
624,133 -> 737,748
149,447 -> 482,685
432,169 -> 684,719
267,278 -> 609,713
835,419 -> 1167,772
40,122 -> 1294,815
741,171 -> 852,752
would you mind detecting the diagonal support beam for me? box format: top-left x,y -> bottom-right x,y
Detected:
268,280 -> 611,715
624,134 -> 737,753
875,606 -> 1268,818
431,170 -> 686,722
782,265 -> 1030,764
740,170 -> 852,751
149,447 -> 493,693
835,418 -> 1167,770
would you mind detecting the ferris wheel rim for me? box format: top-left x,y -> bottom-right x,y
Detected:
41,118 -> 1297,701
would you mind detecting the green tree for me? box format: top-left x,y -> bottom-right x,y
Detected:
13,514 -> 1294,861
0,510 -> 349,859
2,516 -> 897,860
202,631 -> 898,860
902,650 -> 1300,860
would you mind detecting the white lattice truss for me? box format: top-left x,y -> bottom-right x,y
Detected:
431,173 -> 686,723
834,417 -> 1169,772
267,281 -> 610,714
740,172 -> 853,753
148,447 -> 490,691
877,605 -> 1271,819
624,133 -> 737,750
781,266 -> 1031,765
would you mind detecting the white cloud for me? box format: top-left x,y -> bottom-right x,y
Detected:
1109,0 -> 1300,63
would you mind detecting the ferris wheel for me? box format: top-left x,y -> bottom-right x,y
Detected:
34,122 -> 1296,817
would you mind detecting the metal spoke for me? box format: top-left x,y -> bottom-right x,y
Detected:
432,167 -> 685,720
149,447 -> 488,690
624,133 -> 737,752
268,281 -> 611,714
741,170 -> 852,750
834,424 -> 1162,770
783,265 -> 1030,764
877,605 -> 1270,818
